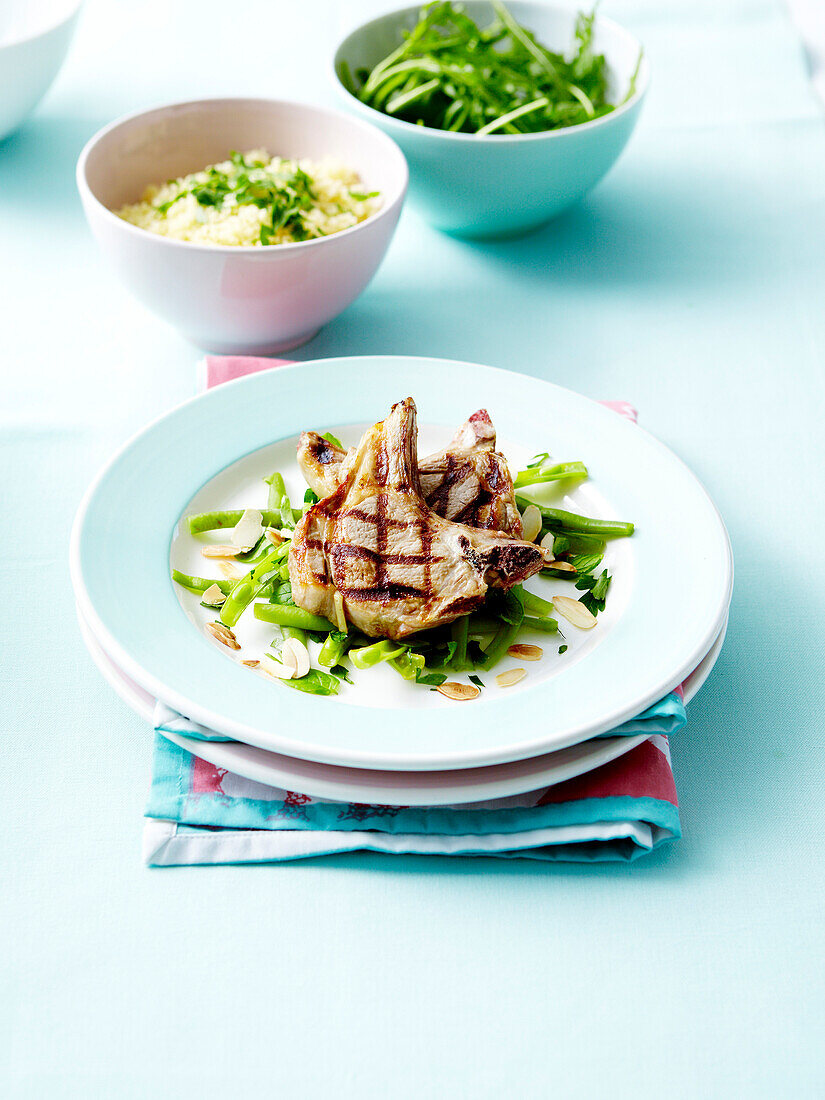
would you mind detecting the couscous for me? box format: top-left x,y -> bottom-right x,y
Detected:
116,149 -> 381,246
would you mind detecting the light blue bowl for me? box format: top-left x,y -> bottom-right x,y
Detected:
333,1 -> 648,238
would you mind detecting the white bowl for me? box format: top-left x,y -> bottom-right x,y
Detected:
0,0 -> 81,141
76,98 -> 408,354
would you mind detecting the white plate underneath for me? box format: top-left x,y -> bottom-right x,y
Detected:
78,608 -> 727,807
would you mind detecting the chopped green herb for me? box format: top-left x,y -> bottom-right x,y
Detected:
577,569 -> 611,615
321,431 -> 344,449
153,152 -> 334,243
330,664 -> 354,684
558,644 -> 568,654
468,674 -> 485,689
566,551 -> 605,574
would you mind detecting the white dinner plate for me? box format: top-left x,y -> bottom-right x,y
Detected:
71,357 -> 733,770
77,606 -> 727,807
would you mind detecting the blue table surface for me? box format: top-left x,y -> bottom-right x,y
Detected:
2,0 -> 824,1095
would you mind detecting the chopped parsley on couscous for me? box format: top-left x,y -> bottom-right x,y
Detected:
116,150 -> 381,246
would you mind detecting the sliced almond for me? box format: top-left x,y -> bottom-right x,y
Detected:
201,583 -> 226,607
436,681 -> 480,702
552,595 -> 597,630
539,531 -> 556,554
218,560 -> 242,580
232,508 -> 264,552
333,590 -> 347,633
242,659 -> 260,668
496,668 -> 526,688
281,637 -> 310,678
260,659 -> 296,681
548,560 -> 577,574
520,504 -> 542,543
264,527 -> 283,546
202,544 -> 238,559
507,643 -> 543,661
205,622 -> 240,650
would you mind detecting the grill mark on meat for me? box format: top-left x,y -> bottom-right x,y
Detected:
375,440 -> 388,488
316,442 -> 336,465
421,520 -> 433,612
337,583 -> 428,601
426,455 -> 456,513
451,488 -> 494,527
440,595 -> 481,616
327,543 -> 442,566
486,461 -> 502,491
344,507 -> 411,529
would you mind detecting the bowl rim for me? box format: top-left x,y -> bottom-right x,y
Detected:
332,0 -> 649,144
0,0 -> 82,50
75,95 -> 409,256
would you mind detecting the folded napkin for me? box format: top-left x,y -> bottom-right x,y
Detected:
144,356 -> 686,866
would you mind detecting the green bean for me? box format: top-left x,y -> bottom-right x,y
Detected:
349,639 -> 406,669
522,615 -> 559,633
514,461 -> 588,489
254,604 -> 335,631
389,650 -> 426,681
318,631 -> 351,668
220,546 -> 289,628
518,498 -> 634,538
467,615 -> 501,636
520,590 -> 555,618
265,472 -> 296,530
480,588 -> 524,670
187,510 -> 282,534
171,571 -> 234,596
450,616 -> 469,671
480,619 -> 523,670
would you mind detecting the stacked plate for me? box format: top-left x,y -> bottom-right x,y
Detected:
71,357 -> 733,806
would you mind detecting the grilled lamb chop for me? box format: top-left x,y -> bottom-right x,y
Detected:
298,408 -> 522,536
288,399 -> 550,640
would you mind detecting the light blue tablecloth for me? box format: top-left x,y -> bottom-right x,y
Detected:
1,0 -> 824,1095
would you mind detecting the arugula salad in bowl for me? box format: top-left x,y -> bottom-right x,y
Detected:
172,398 -> 634,701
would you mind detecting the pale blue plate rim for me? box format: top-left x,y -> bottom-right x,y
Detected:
70,356 -> 733,771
